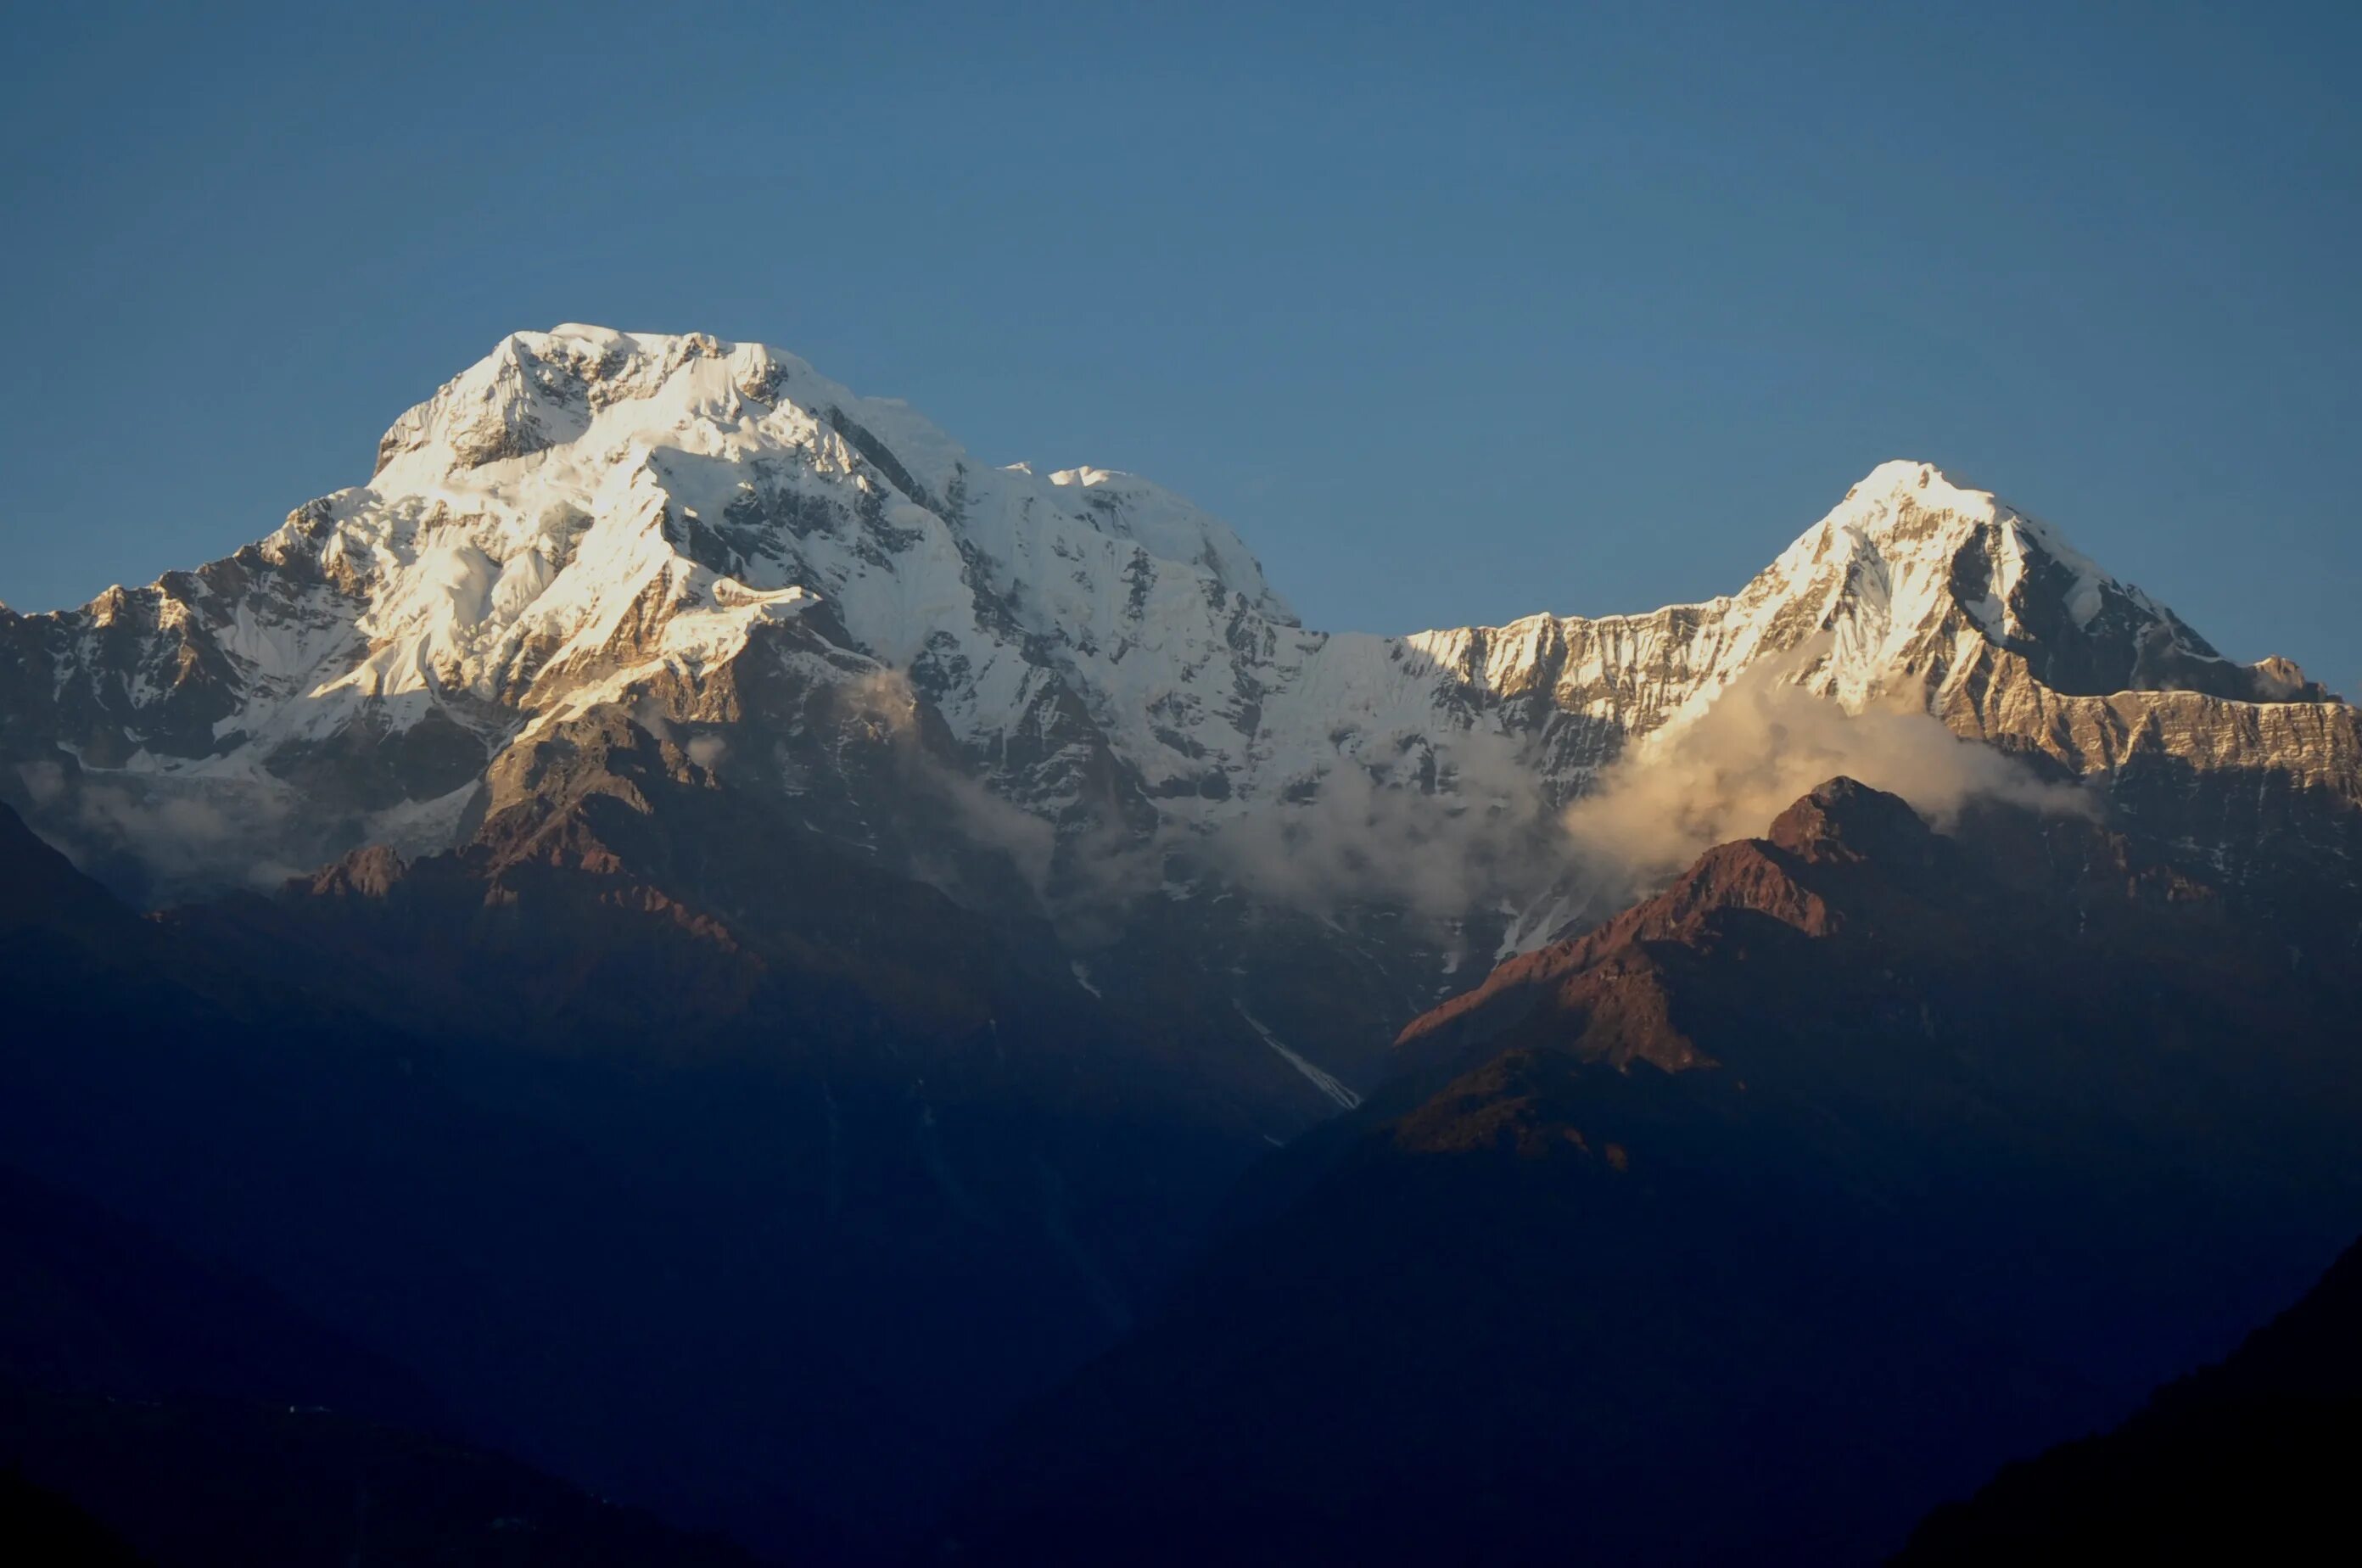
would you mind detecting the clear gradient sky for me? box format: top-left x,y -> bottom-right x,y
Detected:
3,1 -> 2355,692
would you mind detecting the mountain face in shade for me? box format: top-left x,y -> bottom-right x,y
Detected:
1897,1231 -> 2362,1563
0,1470 -> 141,1568
928,779 -> 2362,1565
2,327 -> 2356,1095
0,1164 -> 759,1567
0,1162 -> 440,1427
0,796 -> 1141,1559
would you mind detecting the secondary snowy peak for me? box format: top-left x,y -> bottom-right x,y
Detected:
1402,457 -> 2320,744
1755,459 -> 2282,702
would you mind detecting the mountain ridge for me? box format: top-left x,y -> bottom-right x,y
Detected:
2,327 -> 2354,1086
4,322 -> 2358,1553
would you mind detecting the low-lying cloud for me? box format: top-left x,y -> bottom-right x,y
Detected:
22,644 -> 2096,932
1561,657 -> 2096,893
833,667 -> 1059,896
1204,727 -> 1559,922
1154,655 -> 2099,938
16,759 -> 303,893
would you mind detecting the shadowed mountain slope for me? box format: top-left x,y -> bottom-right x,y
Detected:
0,801 -> 933,1556
1898,1229 -> 2362,1563
930,779 -> 2362,1565
0,1158 -> 760,1565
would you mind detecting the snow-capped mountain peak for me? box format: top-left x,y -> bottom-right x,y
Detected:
1,334 -> 2348,966
1735,456 -> 2275,706
1802,459 -> 2137,638
367,326 -> 1286,614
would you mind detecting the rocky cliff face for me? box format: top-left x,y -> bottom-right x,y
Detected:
2,327 -> 2354,1077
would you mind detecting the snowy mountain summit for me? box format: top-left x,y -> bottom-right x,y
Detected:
1,328 -> 2354,1051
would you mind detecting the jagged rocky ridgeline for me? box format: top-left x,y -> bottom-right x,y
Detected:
0,326 -> 2354,1076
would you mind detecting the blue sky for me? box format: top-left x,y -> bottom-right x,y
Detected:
3,1 -> 2356,691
